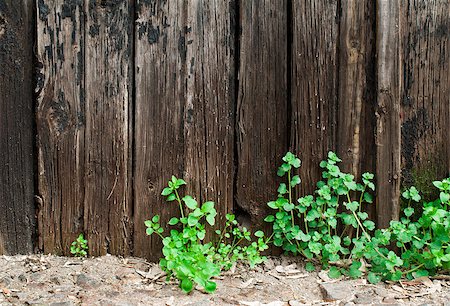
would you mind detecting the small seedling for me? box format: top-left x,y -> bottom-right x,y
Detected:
70,233 -> 88,257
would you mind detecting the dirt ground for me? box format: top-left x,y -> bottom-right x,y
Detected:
0,254 -> 449,306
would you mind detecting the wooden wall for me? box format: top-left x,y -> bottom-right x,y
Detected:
0,0 -> 448,258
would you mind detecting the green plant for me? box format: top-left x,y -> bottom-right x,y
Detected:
70,233 -> 88,257
266,151 -> 450,283
145,176 -> 268,293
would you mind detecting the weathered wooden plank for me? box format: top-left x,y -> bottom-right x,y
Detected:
400,0 -> 450,201
36,0 -> 85,254
84,0 -> 133,256
134,0 -> 188,260
376,0 -> 401,228
134,0 -> 234,259
235,0 -> 288,229
183,1 -> 234,239
0,0 -> 35,254
337,1 -> 376,216
291,0 -> 339,195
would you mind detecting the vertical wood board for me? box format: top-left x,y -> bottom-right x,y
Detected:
235,0 -> 288,229
376,0 -> 402,228
36,0 -> 85,254
134,0 -> 234,259
337,0 -> 377,217
400,0 -> 450,200
84,0 -> 133,256
0,0 -> 35,254
134,0 -> 189,260
291,0 -> 339,195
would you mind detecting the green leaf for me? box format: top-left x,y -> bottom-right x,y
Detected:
305,262 -> 315,272
328,267 -> 342,279
363,192 -> 373,203
187,215 -> 198,227
152,215 -> 160,223
206,213 -> 216,226
161,187 -> 172,196
144,220 -> 152,227
168,217 -> 179,225
146,228 -> 154,235
201,201 -> 215,213
167,193 -> 176,201
204,280 -> 217,293
176,178 -> 187,186
197,231 -> 206,240
433,181 -> 444,189
404,207 -> 414,217
283,202 -> 295,211
267,201 -> 278,209
291,158 -> 301,168
368,272 -> 381,284
278,183 -> 288,195
440,192 -> 450,203
349,266 -> 362,279
363,220 -> 375,231
283,152 -> 295,163
264,215 -> 275,222
277,167 -> 286,177
183,196 -> 198,210
180,278 -> 194,293
254,230 -> 264,238
344,201 -> 359,212
328,151 -> 342,162
357,212 -> 368,220
412,270 -> 429,278
291,175 -> 301,187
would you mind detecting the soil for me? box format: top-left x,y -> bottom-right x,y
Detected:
0,254 -> 449,305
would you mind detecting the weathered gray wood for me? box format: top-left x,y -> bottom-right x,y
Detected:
84,0 -> 133,256
235,0 -> 288,229
0,0 -> 35,254
291,0 -> 339,195
400,0 -> 450,201
134,0 -> 234,259
36,0 -> 85,254
337,0 -> 376,217
376,0 -> 401,228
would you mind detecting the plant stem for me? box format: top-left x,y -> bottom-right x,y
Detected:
175,189 -> 185,220
402,263 -> 425,275
303,212 -> 309,234
288,170 -> 295,228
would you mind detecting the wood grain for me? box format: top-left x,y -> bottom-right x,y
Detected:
134,0 -> 234,259
235,0 -> 288,229
376,0 -> 401,228
0,0 -> 35,254
400,0 -> 450,201
36,0 -> 85,254
291,0 -> 339,195
84,0 -> 133,256
337,0 -> 376,217
183,0 -> 234,240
